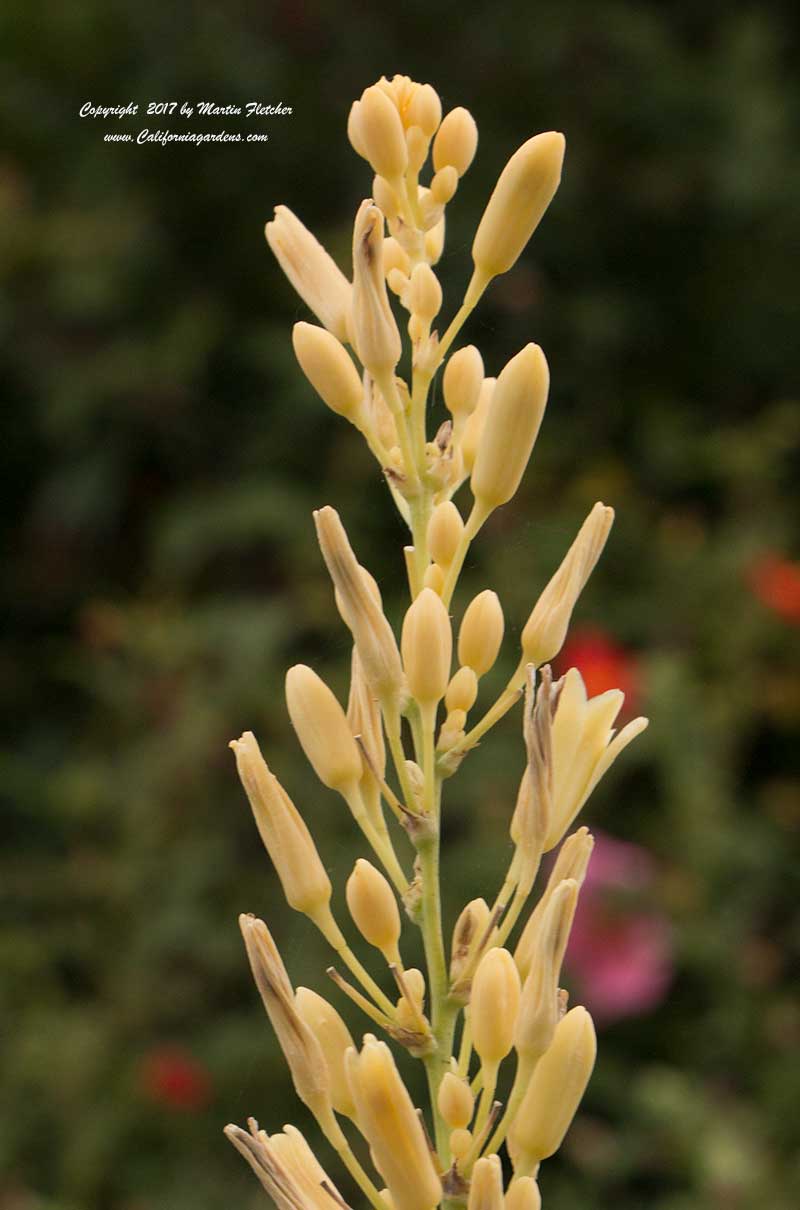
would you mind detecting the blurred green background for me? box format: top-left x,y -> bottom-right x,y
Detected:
2,1 -> 799,1207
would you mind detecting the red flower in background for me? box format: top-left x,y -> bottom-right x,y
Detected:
565,832 -> 673,1025
557,627 -> 641,714
748,554 -> 800,625
140,1045 -> 213,1112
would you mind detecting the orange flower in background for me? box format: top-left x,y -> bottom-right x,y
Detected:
557,627 -> 641,714
748,554 -> 800,625
140,1045 -> 213,1112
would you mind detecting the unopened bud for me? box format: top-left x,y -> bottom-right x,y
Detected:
373,174 -> 401,222
470,344 -> 549,512
458,590 -> 504,677
468,1156 -> 503,1210
505,1177 -> 541,1210
431,166 -> 458,205
423,563 -> 445,594
346,858 -> 402,961
461,376 -> 494,474
425,217 -> 446,265
472,132 -> 565,283
384,237 -> 411,278
407,263 -> 442,321
508,1006 -> 596,1170
445,666 -> 478,713
266,206 -> 352,344
292,322 -> 363,422
515,828 -> 594,982
450,1127 -> 473,1162
521,503 -> 614,667
515,880 -> 578,1062
427,501 -> 464,567
353,86 -> 408,182
450,897 -> 491,986
438,1071 -> 474,1130
395,966 -> 426,1030
433,107 -> 478,177
471,947 -> 521,1064
444,346 -> 484,420
285,664 -> 362,793
407,83 -> 442,138
295,987 -> 356,1118
230,734 -> 331,918
352,201 -> 402,378
346,647 -> 386,816
401,587 -> 452,705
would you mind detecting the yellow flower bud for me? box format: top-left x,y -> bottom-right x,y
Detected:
468,1156 -> 504,1210
407,83 -> 442,138
423,563 -> 445,594
461,376 -> 494,473
238,914 -> 330,1114
505,1177 -> 541,1210
395,967 -> 426,1030
470,343 -> 549,512
407,263 -> 442,321
427,501 -> 464,567
314,507 -> 405,706
230,733 -> 331,918
471,947 -> 521,1064
458,590 -> 504,677
431,166 -> 458,205
433,106 -> 478,176
373,174 -> 401,222
471,131 -> 565,283
346,647 -> 385,818
445,666 -> 478,713
346,858 -> 401,961
388,267 -> 411,297
520,503 -> 614,667
438,1071 -> 474,1130
406,126 -> 429,175
292,322 -> 363,422
515,880 -> 578,1062
401,587 -> 452,705
508,1007 -> 597,1170
353,85 -> 408,182
345,1037 -> 442,1210
443,345 -> 484,419
285,664 -> 362,793
351,201 -> 402,379
265,206 -> 352,344
515,828 -> 594,981
425,217 -> 446,265
295,987 -> 357,1119
384,236 -> 411,278
450,1127 -> 473,1162
450,897 -> 491,986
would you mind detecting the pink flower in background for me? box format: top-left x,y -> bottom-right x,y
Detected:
557,627 -> 641,715
140,1045 -> 213,1111
565,832 -> 673,1025
747,554 -> 800,625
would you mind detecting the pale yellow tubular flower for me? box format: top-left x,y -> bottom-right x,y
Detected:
423,563 -> 446,594
314,506 -> 405,708
505,1176 -> 541,1210
433,107 -> 479,177
458,590 -> 504,678
374,173 -> 401,223
515,827 -> 594,982
471,947 -> 521,1065
468,1156 -> 504,1210
515,879 -> 578,1063
265,206 -> 352,344
425,217 -> 446,265
394,966 -> 426,1031
285,663 -> 362,794
401,587 -> 452,706
407,263 -> 442,324
345,1036 -> 442,1210
438,1071 -> 474,1130
292,323 -> 363,423
470,132 -> 565,300
428,501 -> 465,569
520,502 -> 615,667
295,987 -> 357,1119
445,666 -> 478,714
443,345 -> 484,426
346,858 -> 402,964
431,166 -> 459,205
239,915 -> 331,1115
352,85 -> 408,183
271,1125 -> 346,1210
384,236 -> 411,278
346,646 -> 386,821
351,201 -> 402,380
450,1127 -> 473,1163
406,126 -> 429,176
407,82 -> 442,139
470,344 -> 549,515
450,897 -> 491,989
230,732 -> 331,919
544,667 -> 648,850
508,1006 -> 597,1174
460,376 -> 495,476
224,1122 -> 311,1210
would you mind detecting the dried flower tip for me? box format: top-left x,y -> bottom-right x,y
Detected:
505,1177 -> 541,1210
428,501 -> 465,568
346,858 -> 402,961
225,1122 -> 335,1210
384,237 -> 411,278
445,666 -> 478,714
401,586 -> 452,706
347,646 -> 386,809
433,107 -> 478,177
295,987 -> 357,1119
471,131 -> 565,285
515,828 -> 594,981
461,376 -> 494,474
345,1037 -> 442,1210
425,217 -> 446,265
471,947 -> 521,1064
521,503 -> 615,667
508,1006 -> 597,1170
373,174 -> 401,222
238,914 -> 331,1112
470,343 -> 549,512
458,590 -> 504,678
407,263 -> 442,322
431,166 -> 459,205
515,880 -> 578,1062
314,507 -> 405,706
468,1156 -> 504,1210
271,1125 -> 347,1210
285,664 -> 362,793
438,1071 -> 474,1130
292,323 -> 363,423
407,83 -> 442,138
423,563 -> 446,594
443,346 -> 484,420
395,966 -> 427,1030
230,733 -> 331,917
352,85 -> 408,182
266,206 -> 352,344
450,897 -> 491,985
351,201 -> 402,379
